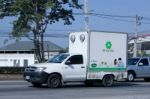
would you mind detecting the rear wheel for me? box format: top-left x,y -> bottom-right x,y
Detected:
102,75 -> 114,87
47,74 -> 62,88
127,72 -> 135,82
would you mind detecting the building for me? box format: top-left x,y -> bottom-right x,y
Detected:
128,35 -> 150,57
0,41 -> 64,67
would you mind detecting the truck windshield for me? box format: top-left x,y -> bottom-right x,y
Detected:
128,58 -> 140,65
48,54 -> 69,63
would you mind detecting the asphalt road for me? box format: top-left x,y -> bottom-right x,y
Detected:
0,80 -> 150,99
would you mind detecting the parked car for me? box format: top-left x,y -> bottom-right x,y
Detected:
127,57 -> 150,82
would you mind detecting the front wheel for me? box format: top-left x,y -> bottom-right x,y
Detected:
47,74 -> 62,88
102,75 -> 114,87
127,72 -> 135,82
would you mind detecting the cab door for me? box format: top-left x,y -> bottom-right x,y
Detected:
137,58 -> 149,77
63,55 -> 86,81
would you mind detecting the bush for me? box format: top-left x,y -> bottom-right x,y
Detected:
0,67 -> 25,74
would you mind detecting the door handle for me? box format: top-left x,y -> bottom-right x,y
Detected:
81,66 -> 85,68
65,67 -> 68,69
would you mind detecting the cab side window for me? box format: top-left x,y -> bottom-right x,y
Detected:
67,55 -> 83,64
138,58 -> 149,66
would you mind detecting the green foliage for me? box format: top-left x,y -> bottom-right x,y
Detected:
0,0 -> 15,18
0,0 -> 82,36
0,67 -> 25,74
0,0 -> 82,62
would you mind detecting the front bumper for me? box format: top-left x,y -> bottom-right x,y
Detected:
23,71 -> 49,84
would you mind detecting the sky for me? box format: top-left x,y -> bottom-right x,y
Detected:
0,0 -> 150,48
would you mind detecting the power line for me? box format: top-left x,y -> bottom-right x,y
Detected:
74,12 -> 150,24
89,13 -> 135,19
142,17 -> 150,21
1,13 -> 150,37
74,12 -> 150,20
90,15 -> 135,23
74,13 -> 135,18
91,14 -> 150,25
138,30 -> 150,33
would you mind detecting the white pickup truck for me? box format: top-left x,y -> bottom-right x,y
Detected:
24,31 -> 127,88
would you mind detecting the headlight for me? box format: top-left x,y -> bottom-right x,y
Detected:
35,67 -> 47,72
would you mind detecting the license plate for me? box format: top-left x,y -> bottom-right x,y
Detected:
26,76 -> 30,80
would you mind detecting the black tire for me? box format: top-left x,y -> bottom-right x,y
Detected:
47,74 -> 62,88
102,75 -> 114,87
144,78 -> 150,82
127,72 -> 135,82
32,82 -> 42,87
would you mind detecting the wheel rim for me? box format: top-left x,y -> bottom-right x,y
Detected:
51,77 -> 59,87
48,75 -> 61,88
105,76 -> 113,85
128,74 -> 134,81
103,76 -> 113,86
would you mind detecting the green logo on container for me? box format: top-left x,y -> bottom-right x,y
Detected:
91,63 -> 97,67
105,41 -> 112,49
102,41 -> 114,52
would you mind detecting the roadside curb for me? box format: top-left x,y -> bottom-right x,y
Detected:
0,74 -> 23,81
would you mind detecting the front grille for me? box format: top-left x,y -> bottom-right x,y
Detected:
25,66 -> 37,72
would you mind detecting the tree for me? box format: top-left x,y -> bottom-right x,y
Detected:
0,0 -> 82,62
0,0 -> 16,20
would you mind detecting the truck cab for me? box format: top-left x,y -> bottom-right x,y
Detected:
24,53 -> 86,88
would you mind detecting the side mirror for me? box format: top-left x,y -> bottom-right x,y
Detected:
65,60 -> 71,65
138,63 -> 143,66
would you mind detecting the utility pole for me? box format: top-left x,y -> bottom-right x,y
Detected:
84,0 -> 89,32
133,15 -> 142,57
